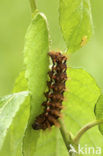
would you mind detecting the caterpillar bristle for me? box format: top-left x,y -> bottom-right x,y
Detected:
51,110 -> 62,118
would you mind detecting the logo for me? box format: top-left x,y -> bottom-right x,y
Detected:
69,144 -> 101,155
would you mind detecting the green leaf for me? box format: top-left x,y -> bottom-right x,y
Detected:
0,95 -> 12,109
13,71 -> 28,93
24,12 -> 49,116
23,13 -> 49,155
95,95 -> 103,135
0,91 -> 30,156
33,128 -> 68,156
63,68 -> 103,152
59,0 -> 93,53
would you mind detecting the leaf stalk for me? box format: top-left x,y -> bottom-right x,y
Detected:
73,120 -> 103,145
59,119 -> 103,156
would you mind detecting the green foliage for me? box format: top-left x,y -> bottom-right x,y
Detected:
0,1 -> 102,156
24,12 -> 49,119
0,91 -> 30,156
95,95 -> 103,135
63,68 -> 102,153
59,0 -> 93,53
23,12 -> 49,155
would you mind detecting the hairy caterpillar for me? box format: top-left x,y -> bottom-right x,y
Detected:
32,52 -> 67,130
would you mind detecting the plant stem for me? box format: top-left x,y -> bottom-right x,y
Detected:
29,0 -> 36,13
73,120 -> 103,145
59,119 -> 72,150
59,119 -> 77,156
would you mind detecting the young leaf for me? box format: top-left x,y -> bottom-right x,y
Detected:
63,68 -> 103,149
23,13 -> 49,155
94,95 -> 103,135
24,12 -> 49,117
0,91 -> 30,156
59,0 -> 93,53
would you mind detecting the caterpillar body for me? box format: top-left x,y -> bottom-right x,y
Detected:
32,52 -> 67,130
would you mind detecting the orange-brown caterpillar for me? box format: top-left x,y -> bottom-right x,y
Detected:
32,52 -> 67,130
